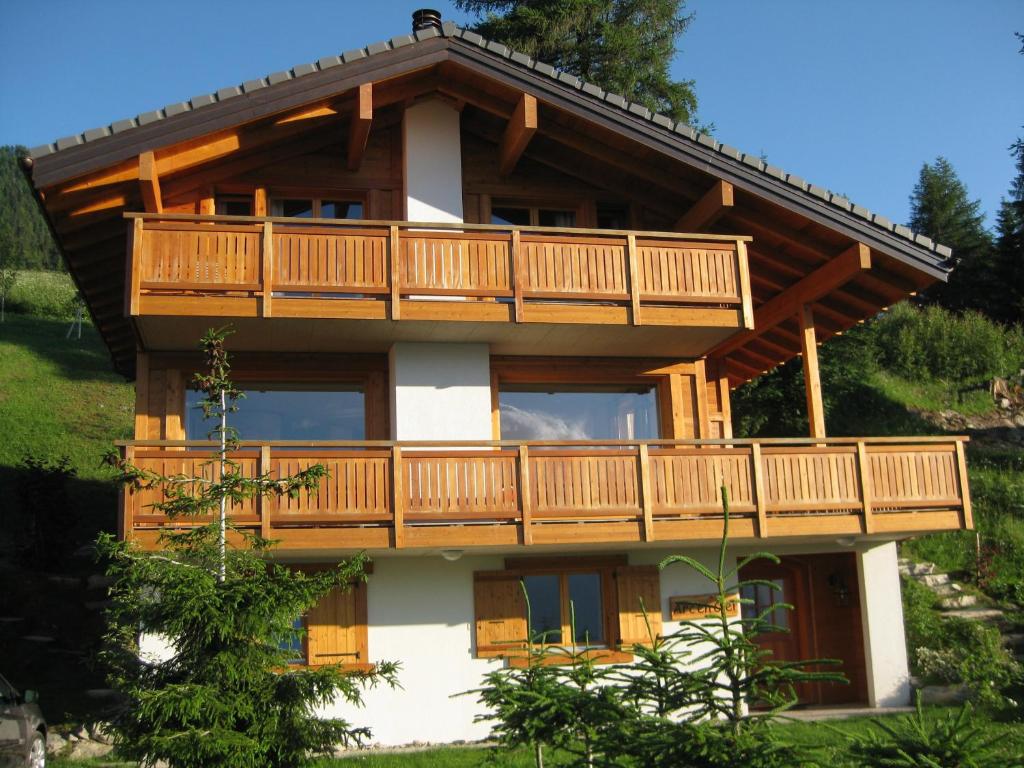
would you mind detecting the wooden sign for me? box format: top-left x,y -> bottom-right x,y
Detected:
669,593 -> 741,621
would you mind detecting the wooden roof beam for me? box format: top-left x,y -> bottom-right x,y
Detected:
138,151 -> 163,213
499,93 -> 538,176
711,242 -> 872,357
347,83 -> 373,171
675,180 -> 733,232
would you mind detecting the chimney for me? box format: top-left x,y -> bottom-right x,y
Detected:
412,8 -> 442,33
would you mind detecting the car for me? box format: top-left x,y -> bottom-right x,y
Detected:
0,674 -> 45,768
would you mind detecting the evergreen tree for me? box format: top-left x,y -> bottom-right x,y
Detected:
991,137 -> 1024,325
454,0 -> 700,125
98,329 -> 398,768
0,146 -> 62,271
907,157 -> 994,315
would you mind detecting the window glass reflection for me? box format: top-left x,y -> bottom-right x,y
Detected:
568,572 -> 603,644
491,207 -> 531,226
321,200 -> 363,219
274,199 -> 314,218
523,574 -> 562,644
499,385 -> 660,440
186,386 -> 365,441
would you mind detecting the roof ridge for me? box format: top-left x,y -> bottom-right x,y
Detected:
28,21 -> 951,260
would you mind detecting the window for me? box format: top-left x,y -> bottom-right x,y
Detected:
491,204 -> 576,228
283,572 -> 368,669
499,384 -> 660,441
279,617 -> 306,665
271,197 -> 364,219
740,579 -> 790,630
596,205 -> 629,230
473,560 -> 662,661
215,196 -> 253,216
185,384 -> 365,441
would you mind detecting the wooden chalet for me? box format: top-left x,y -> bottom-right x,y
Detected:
25,11 -> 968,743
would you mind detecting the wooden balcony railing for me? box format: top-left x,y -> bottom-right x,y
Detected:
125,214 -> 754,329
118,437 -> 971,551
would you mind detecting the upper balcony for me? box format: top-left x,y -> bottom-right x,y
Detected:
118,436 -> 972,554
125,214 -> 754,357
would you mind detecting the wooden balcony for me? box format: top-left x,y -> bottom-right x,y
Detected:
125,214 -> 754,357
118,437 -> 972,552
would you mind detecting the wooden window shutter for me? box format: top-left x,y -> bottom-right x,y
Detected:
615,565 -> 662,647
473,570 -> 528,658
306,581 -> 368,668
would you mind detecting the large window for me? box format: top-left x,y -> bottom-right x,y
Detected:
523,571 -> 605,645
491,204 -> 576,228
185,384 -> 365,441
499,384 -> 660,441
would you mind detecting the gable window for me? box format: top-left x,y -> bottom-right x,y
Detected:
499,384 -> 660,441
185,384 -> 365,441
473,558 -> 662,662
271,197 -> 364,219
491,204 -> 576,228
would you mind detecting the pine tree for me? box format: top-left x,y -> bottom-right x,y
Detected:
0,146 -> 62,271
454,0 -> 700,125
98,328 -> 398,768
990,130 -> 1024,325
907,157 -> 995,314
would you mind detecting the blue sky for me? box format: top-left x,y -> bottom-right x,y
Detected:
1,1 -> 1019,228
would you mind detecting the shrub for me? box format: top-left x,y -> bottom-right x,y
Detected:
872,302 -> 1024,384
846,694 -> 1010,768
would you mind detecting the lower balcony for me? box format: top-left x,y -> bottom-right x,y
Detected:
118,437 -> 972,552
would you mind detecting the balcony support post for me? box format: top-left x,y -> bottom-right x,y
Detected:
261,221 -> 273,318
127,217 -> 143,316
955,440 -> 973,529
391,446 -> 405,548
751,443 -> 768,537
856,441 -> 875,534
638,443 -> 655,542
799,304 -> 826,439
120,445 -> 134,542
390,225 -> 401,320
627,234 -> 641,326
736,240 -> 754,330
518,445 -> 533,545
259,445 -> 272,539
511,229 -> 525,323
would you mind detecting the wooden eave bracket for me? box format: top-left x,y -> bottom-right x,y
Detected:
712,241 -> 872,359
138,151 -> 162,213
675,180 -> 733,232
499,93 -> 538,176
347,83 -> 373,171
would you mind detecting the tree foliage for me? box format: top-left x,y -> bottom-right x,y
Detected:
0,146 -> 61,271
454,0 -> 700,125
98,329 -> 398,768
908,157 -> 995,315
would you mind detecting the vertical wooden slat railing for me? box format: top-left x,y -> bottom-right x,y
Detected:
118,437 -> 970,544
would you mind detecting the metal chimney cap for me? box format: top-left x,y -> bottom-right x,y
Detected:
412,8 -> 442,32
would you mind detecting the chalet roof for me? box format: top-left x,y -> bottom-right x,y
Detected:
28,22 -> 952,267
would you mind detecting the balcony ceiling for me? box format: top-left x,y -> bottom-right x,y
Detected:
24,25 -> 950,384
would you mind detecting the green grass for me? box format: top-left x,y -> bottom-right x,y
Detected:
870,369 -> 997,417
44,711 -> 1024,767
3,269 -> 79,319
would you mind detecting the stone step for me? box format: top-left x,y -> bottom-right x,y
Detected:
932,583 -> 962,597
918,573 -> 950,587
941,608 -> 1004,622
940,594 -> 978,609
1003,633 -> 1024,650
900,562 -> 937,577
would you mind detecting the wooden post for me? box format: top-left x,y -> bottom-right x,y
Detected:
955,440 -> 973,530
259,444 -> 272,539
799,304 -> 826,439
134,351 -> 150,439
736,240 -> 754,330
389,225 -> 401,321
262,221 -> 274,318
518,445 -> 533,545
254,186 -> 267,217
511,229 -> 525,323
627,234 -> 641,326
751,443 -> 768,538
120,445 -> 135,542
694,358 -> 710,440
127,217 -> 143,316
856,441 -> 875,534
391,446 -> 405,548
638,443 -> 655,542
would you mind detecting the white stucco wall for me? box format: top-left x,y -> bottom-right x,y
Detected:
856,540 -> 912,707
388,342 -> 493,441
403,99 -> 464,223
